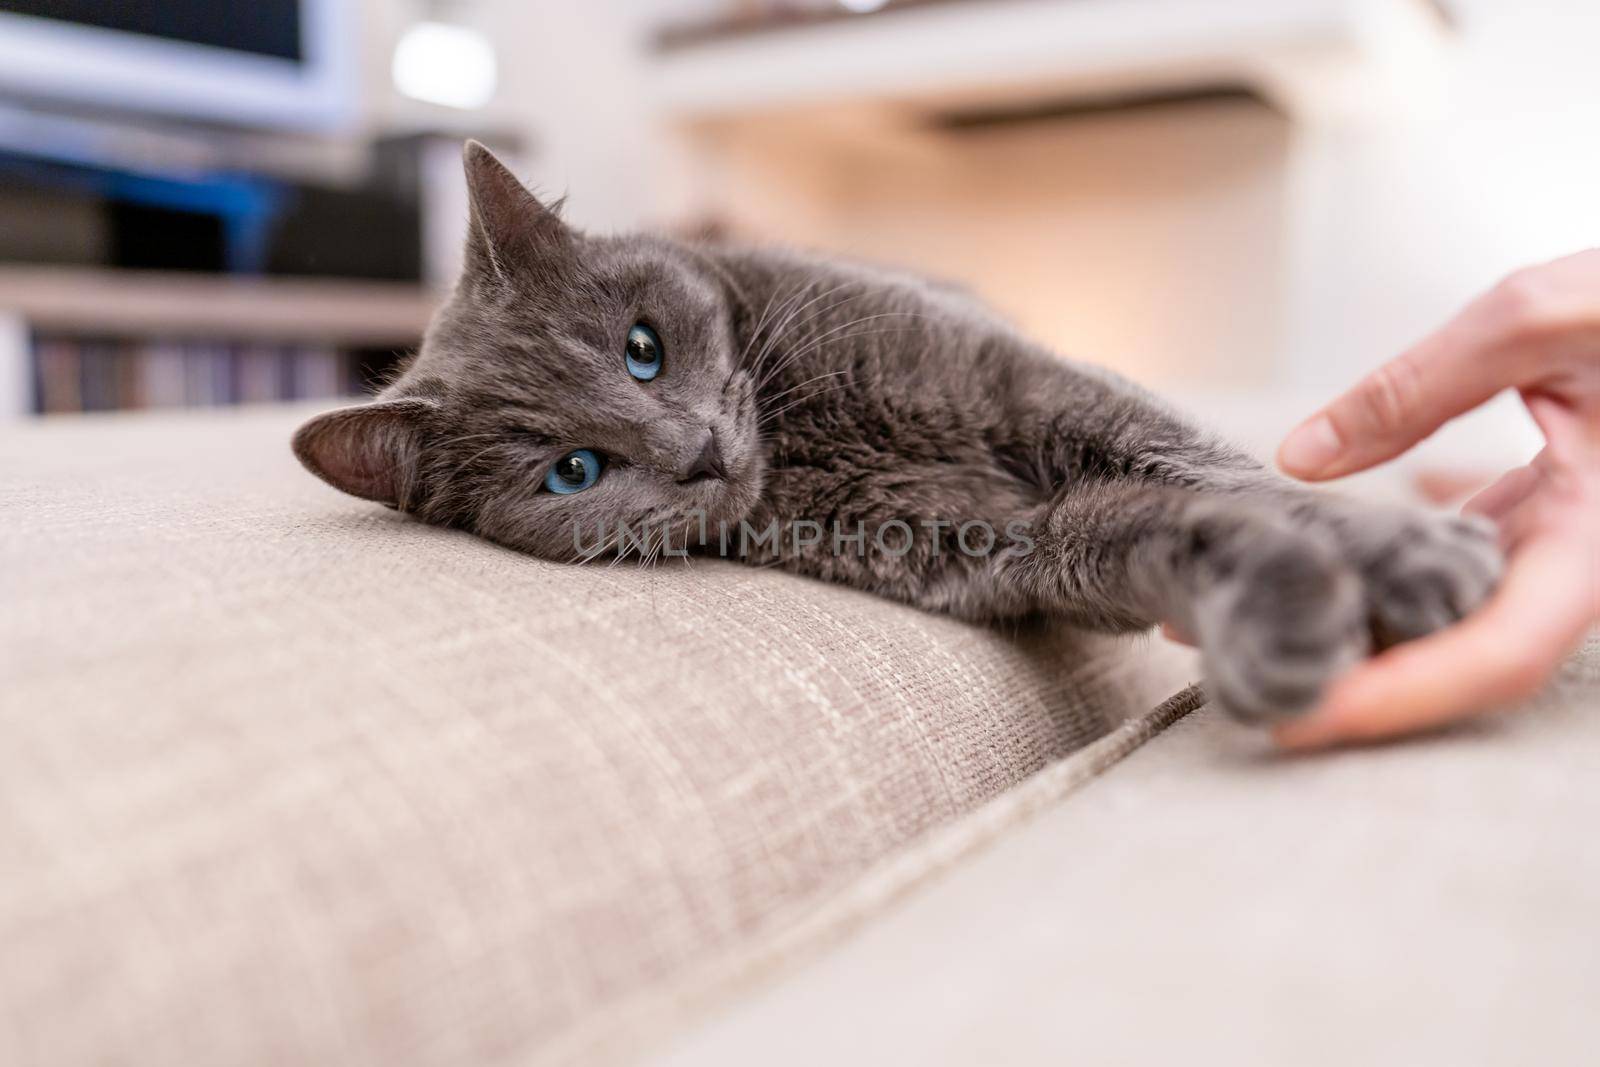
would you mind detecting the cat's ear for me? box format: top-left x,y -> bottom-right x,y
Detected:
292,397 -> 436,508
461,139 -> 570,284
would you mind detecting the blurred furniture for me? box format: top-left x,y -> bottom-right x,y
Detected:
0,133 -> 462,420
0,266 -> 433,343
0,0 -> 357,129
0,266 -> 434,419
654,0 -> 1454,127
2,403 -> 1595,1067
0,125 -> 534,421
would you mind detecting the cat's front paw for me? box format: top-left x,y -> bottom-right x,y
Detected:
1190,505 -> 1504,726
1347,511 -> 1503,648
1191,525 -> 1370,725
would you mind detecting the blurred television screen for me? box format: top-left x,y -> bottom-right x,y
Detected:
0,0 -> 356,129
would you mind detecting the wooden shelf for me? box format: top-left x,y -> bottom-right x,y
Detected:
650,0 -> 1453,126
0,266 -> 439,345
657,0 -> 977,51
658,0 -> 1456,51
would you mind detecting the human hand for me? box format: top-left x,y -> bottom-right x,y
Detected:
1270,250 -> 1600,747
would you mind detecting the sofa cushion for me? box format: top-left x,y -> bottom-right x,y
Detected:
660,636 -> 1600,1067
0,405 -> 1196,1066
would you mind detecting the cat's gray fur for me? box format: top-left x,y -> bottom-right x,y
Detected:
294,143 -> 1501,723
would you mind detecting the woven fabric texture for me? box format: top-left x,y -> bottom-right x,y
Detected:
0,406 -> 1194,1067
661,636 -> 1600,1067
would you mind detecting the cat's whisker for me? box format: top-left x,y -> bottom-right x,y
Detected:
726,285 -> 787,392
451,441 -> 515,476
753,313 -> 924,395
748,279 -> 856,383
758,382 -> 854,429
750,289 -> 871,391
606,539 -> 633,569
639,515 -> 661,570
430,430 -> 505,454
752,322 -> 922,419
739,292 -> 779,365
772,317 -> 922,376
756,275 -> 842,349
741,278 -> 815,376
578,528 -> 622,565
755,320 -> 922,402
738,278 -> 802,370
754,339 -> 901,420
790,320 -> 923,365
603,504 -> 682,570
757,369 -> 852,410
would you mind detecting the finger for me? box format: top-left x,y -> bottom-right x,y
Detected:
1526,391 -> 1600,460
1277,309 -> 1533,482
1160,621 -> 1196,646
1413,466 -> 1497,506
1462,463 -> 1541,523
1274,532 -> 1594,748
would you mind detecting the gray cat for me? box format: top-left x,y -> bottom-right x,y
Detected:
294,142 -> 1501,724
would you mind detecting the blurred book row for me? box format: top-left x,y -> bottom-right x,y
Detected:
30,336 -> 392,415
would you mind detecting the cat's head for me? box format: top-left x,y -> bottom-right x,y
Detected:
293,141 -> 764,560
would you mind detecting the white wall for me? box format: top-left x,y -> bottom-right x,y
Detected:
688,98 -> 1293,387
1284,0 -> 1600,388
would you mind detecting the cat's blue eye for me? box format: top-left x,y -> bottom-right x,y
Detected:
544,449 -> 602,494
625,323 -> 663,381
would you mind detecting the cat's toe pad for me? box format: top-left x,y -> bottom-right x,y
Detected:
1359,514 -> 1502,647
1195,533 -> 1369,725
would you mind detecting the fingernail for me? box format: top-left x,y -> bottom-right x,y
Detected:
1278,415 -> 1342,477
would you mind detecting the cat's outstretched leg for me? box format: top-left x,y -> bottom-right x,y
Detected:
995,481 -> 1500,724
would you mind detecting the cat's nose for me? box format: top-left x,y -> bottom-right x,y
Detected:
678,430 -> 727,483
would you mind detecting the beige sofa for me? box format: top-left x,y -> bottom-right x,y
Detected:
2,404 -> 1594,1067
